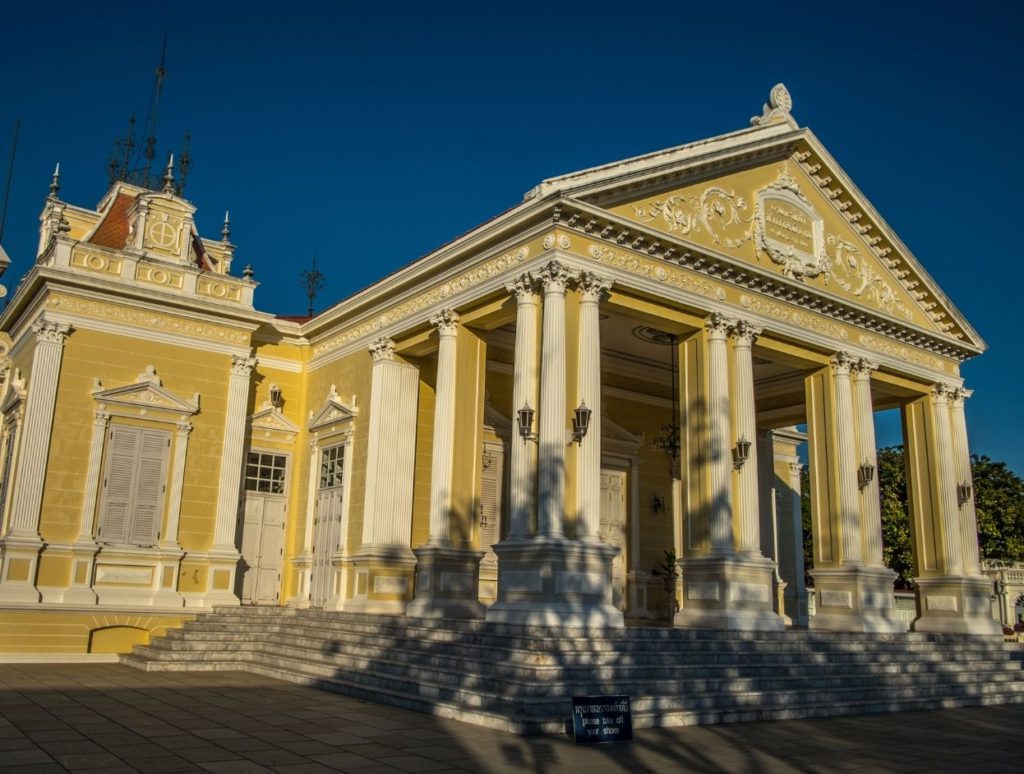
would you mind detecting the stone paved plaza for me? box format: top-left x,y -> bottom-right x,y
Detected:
0,664 -> 1020,773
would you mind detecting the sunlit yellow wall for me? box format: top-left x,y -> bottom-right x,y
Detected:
0,611 -> 194,654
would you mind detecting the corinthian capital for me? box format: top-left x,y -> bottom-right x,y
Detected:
538,260 -> 570,293
851,357 -> 879,379
950,386 -> 973,407
32,319 -> 72,345
932,382 -> 957,403
505,271 -> 539,301
730,319 -> 762,346
576,271 -> 613,303
368,336 -> 396,362
430,308 -> 460,337
705,312 -> 735,339
231,353 -> 258,377
829,351 -> 855,376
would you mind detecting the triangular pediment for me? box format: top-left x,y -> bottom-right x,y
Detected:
92,365 -> 199,415
602,414 -> 643,457
308,385 -> 358,431
250,407 -> 300,437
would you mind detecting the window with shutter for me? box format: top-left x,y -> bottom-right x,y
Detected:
479,441 -> 504,554
98,425 -> 170,547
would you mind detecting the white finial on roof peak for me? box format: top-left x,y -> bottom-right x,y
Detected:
751,83 -> 796,128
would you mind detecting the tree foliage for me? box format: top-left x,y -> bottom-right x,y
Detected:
800,447 -> 1024,588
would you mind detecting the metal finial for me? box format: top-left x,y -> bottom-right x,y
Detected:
221,210 -> 231,242
161,152 -> 175,193
49,163 -> 61,197
242,264 -> 254,280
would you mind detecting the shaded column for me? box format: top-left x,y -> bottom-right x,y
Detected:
731,319 -> 762,556
950,388 -> 981,576
851,359 -> 884,566
506,273 -> 539,539
706,313 -> 734,555
831,353 -> 862,565
426,310 -> 459,546
537,260 -> 570,539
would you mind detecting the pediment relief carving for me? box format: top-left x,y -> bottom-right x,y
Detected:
91,365 -> 199,416
614,161 -> 931,331
308,384 -> 358,432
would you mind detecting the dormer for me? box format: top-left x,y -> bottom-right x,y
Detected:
126,189 -> 197,265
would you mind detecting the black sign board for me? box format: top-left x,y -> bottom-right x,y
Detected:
571,695 -> 633,743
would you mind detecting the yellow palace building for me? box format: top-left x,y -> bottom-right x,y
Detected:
0,85 -> 999,657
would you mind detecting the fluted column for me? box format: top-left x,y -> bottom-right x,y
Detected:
852,359 -> 884,566
427,310 -> 459,546
831,352 -> 861,564
932,385 -> 963,575
576,272 -> 612,541
537,261 -> 570,539
706,313 -> 734,555
731,319 -> 762,555
950,388 -> 981,576
6,319 -> 71,537
212,353 -> 257,551
506,273 -> 539,539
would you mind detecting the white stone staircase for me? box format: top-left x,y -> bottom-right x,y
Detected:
121,607 -> 1024,734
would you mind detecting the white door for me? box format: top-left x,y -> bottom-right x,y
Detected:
310,444 -> 345,607
239,451 -> 289,605
600,469 -> 627,611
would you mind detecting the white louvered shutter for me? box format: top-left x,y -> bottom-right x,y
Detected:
479,442 -> 504,552
128,430 -> 170,546
99,426 -> 140,544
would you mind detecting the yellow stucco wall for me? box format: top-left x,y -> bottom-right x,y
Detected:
0,611 -> 193,654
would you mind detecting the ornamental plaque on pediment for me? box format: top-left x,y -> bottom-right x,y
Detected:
308,385 -> 359,432
755,168 -> 828,281
91,366 -> 200,417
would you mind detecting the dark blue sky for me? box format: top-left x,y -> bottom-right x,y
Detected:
1,1 -> 1021,473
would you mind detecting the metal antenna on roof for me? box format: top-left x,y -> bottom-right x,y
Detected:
177,130 -> 191,195
49,163 -> 61,199
0,119 -> 19,245
300,255 -> 325,318
135,32 -> 168,188
221,211 -> 231,242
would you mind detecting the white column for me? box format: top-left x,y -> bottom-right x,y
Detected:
537,261 -> 570,539
75,410 -> 111,543
932,384 -> 963,575
361,337 -> 419,547
427,309 -> 459,546
162,420 -> 193,548
506,273 -> 539,539
6,319 -> 71,537
950,388 -> 981,576
303,437 -> 319,556
705,314 -> 735,554
576,272 -> 612,541
831,352 -> 862,564
212,353 -> 256,551
731,319 -> 762,555
852,359 -> 884,566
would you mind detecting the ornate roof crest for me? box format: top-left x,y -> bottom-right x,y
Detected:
751,83 -> 796,127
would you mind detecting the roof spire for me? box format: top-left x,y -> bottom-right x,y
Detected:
161,152 -> 175,193
49,163 -> 61,198
221,210 -> 231,242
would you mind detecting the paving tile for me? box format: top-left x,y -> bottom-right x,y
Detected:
308,751 -> 378,769
52,750 -> 125,769
198,760 -> 276,773
0,747 -> 56,765
383,754 -> 460,772
241,748 -> 309,766
123,756 -> 204,773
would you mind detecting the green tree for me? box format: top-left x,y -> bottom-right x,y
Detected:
876,447 -> 913,588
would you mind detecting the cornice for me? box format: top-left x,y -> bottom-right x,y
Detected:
554,199 -> 980,363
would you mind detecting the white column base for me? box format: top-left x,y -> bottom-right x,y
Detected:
407,545 -> 486,620
809,566 -> 904,633
485,537 -> 624,628
337,545 -> 416,616
675,554 -> 784,631
0,534 -> 43,604
287,554 -> 313,608
62,542 -> 100,606
912,575 -> 1003,635
203,547 -> 241,608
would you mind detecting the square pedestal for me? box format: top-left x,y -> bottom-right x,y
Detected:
912,575 -> 1002,635
485,537 -> 624,627
340,545 -> 417,615
810,566 -> 904,633
407,545 -> 485,619
675,554 -> 784,631
0,533 -> 43,604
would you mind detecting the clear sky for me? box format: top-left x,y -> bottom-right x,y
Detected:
1,1 -> 1021,473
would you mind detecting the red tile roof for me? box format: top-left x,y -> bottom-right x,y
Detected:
88,193 -> 134,249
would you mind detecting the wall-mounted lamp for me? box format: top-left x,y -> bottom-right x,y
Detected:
269,383 -> 283,409
571,401 -> 592,445
516,403 -> 537,443
957,482 -> 973,506
731,436 -> 752,468
652,493 -> 666,513
857,462 -> 875,489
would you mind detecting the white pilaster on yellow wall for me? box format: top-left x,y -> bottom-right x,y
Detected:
506,273 -> 539,539
576,272 -> 612,541
289,437 -> 319,607
851,359 -> 884,566
162,420 -> 193,549
537,261 -> 570,539
706,313 -> 734,555
932,385 -> 963,575
0,320 -> 70,604
950,388 -> 981,576
427,309 -> 459,546
830,353 -> 862,564
6,320 -> 70,538
731,319 -> 762,556
213,353 -> 257,552
75,411 -> 111,545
